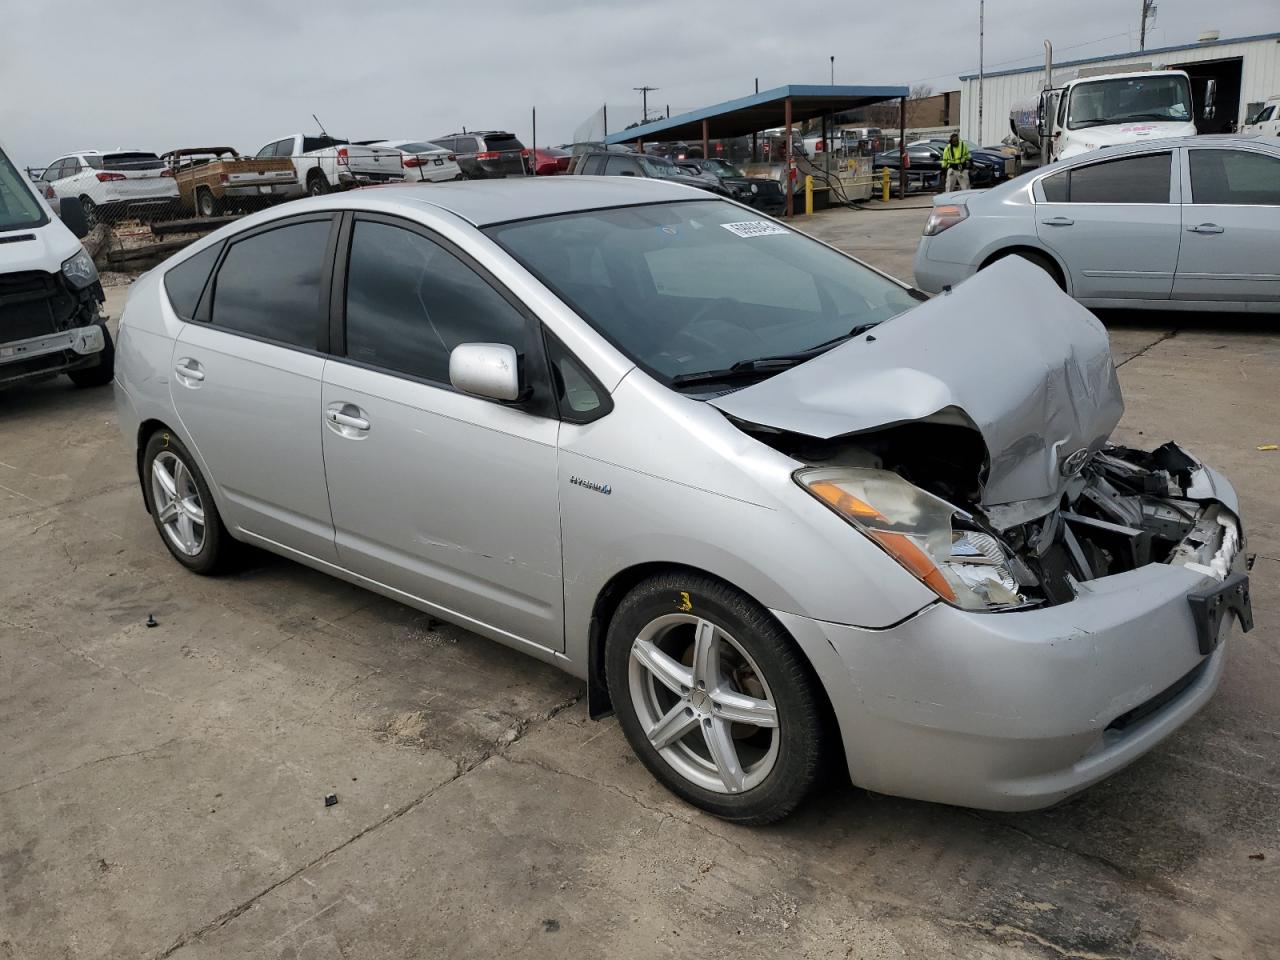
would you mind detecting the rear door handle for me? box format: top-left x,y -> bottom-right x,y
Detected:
1187,223 -> 1225,234
1041,216 -> 1074,226
174,358 -> 204,383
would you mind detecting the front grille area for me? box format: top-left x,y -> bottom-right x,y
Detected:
0,271 -> 75,342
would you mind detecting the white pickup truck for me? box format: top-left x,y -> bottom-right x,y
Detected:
1243,97 -> 1280,137
253,134 -> 403,198
1013,69 -> 1201,165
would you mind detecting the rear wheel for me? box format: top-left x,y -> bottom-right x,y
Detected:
79,196 -> 98,227
606,573 -> 826,824
990,250 -> 1065,290
195,187 -> 220,217
141,431 -> 235,575
307,172 -> 329,196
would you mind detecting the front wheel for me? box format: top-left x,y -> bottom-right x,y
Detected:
606,573 -> 827,825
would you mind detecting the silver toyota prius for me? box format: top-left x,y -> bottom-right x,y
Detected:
114,177 -> 1252,824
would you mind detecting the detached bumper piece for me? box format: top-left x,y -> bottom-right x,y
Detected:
1188,571 -> 1253,655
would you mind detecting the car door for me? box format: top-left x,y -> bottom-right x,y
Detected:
321,213 -> 564,652
1173,145 -> 1280,303
169,213 -> 341,562
1034,150 -> 1180,300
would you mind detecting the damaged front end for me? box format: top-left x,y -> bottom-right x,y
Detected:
776,429 -> 1247,617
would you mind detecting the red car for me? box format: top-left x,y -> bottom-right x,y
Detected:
533,147 -> 570,176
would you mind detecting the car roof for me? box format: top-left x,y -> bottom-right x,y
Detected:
1052,135 -> 1274,165
325,176 -> 707,226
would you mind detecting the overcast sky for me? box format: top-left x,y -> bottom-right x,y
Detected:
2,0 -> 1274,169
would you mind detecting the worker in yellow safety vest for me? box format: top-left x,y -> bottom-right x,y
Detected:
941,133 -> 972,192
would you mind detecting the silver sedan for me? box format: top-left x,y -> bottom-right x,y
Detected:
914,136 -> 1280,311
114,177 -> 1250,823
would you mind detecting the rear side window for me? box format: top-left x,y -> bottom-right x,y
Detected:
1042,152 -> 1170,204
343,219 -> 529,385
163,243 -> 223,320
211,219 -> 332,349
604,155 -> 641,176
1189,149 -> 1280,206
103,152 -> 164,172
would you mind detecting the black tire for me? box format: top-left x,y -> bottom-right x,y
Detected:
79,196 -> 98,227
606,572 -> 826,825
307,172 -> 329,196
141,430 -> 236,575
67,324 -> 115,388
195,187 -> 219,218
992,250 -> 1065,290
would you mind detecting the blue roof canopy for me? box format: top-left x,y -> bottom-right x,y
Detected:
601,84 -> 908,145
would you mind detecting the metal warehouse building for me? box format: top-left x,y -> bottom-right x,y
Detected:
959,31 -> 1280,146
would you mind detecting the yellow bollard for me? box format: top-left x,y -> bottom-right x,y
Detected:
881,167 -> 890,202
804,175 -> 813,216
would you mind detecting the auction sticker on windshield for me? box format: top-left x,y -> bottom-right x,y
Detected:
721,220 -> 789,238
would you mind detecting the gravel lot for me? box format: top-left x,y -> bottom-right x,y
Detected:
2,202 -> 1277,959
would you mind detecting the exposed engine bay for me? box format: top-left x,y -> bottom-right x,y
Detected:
752,422 -> 1244,612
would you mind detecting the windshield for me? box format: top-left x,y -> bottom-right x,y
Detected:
0,146 -> 48,233
486,200 -> 920,387
1067,75 -> 1192,129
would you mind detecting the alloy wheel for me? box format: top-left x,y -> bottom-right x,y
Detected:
628,613 -> 779,794
151,451 -> 206,557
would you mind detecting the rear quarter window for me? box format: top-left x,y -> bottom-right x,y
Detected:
483,135 -> 524,152
163,242 -> 224,320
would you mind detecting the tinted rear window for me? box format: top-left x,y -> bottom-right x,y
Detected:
482,135 -> 524,152
163,242 -> 223,320
302,136 -> 349,153
103,152 -> 164,171
396,142 -> 444,153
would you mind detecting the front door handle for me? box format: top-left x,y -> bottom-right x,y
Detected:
1041,216 -> 1074,226
174,358 -> 204,383
328,410 -> 369,431
325,402 -> 370,437
1187,223 -> 1225,234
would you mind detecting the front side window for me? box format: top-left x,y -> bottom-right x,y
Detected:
1189,149 -> 1280,206
1066,75 -> 1192,129
1247,104 -> 1274,124
210,219 -> 331,348
41,159 -> 66,182
487,199 -> 920,386
1040,152 -> 1170,204
0,146 -> 48,232
343,219 -> 530,385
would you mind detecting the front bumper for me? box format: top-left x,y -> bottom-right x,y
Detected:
777,548 -> 1246,811
0,323 -> 106,386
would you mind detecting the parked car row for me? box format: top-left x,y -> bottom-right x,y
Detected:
566,150 -> 788,215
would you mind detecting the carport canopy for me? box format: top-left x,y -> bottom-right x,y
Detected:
601,84 -> 908,145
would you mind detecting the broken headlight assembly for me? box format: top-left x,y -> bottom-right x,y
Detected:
796,467 -> 1024,611
61,248 -> 99,290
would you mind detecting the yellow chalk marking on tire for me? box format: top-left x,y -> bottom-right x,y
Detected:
678,591 -> 692,612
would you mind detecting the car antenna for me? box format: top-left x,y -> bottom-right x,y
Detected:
312,113 -> 329,138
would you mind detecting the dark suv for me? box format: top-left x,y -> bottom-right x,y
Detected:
568,151 -> 729,196
430,131 -> 531,179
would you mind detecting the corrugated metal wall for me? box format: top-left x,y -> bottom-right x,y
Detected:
958,35 -> 1280,146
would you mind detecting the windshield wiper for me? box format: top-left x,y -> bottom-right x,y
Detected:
670,323 -> 881,388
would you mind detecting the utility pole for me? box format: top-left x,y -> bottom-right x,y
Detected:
977,0 -> 985,144
1139,0 -> 1156,51
634,86 -> 658,124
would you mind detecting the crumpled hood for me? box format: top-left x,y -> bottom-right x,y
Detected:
709,257 -> 1124,508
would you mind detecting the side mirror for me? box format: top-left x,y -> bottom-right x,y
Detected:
449,343 -> 521,402
58,195 -> 90,239
1203,78 -> 1217,120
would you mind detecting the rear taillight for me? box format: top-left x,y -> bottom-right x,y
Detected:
218,173 -> 229,184
520,148 -> 530,158
161,168 -> 175,177
475,151 -> 499,160
447,154 -> 456,162
923,203 -> 969,236
95,172 -> 126,182
337,147 -> 349,166
403,156 -> 423,167
44,186 -> 56,200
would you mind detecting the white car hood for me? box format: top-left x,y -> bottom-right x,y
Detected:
1059,120 -> 1197,158
0,221 -> 80,276
709,258 -> 1124,508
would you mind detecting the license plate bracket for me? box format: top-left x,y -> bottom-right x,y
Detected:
1188,571 -> 1252,655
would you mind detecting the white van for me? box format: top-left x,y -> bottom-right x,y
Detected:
0,139 -> 112,389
